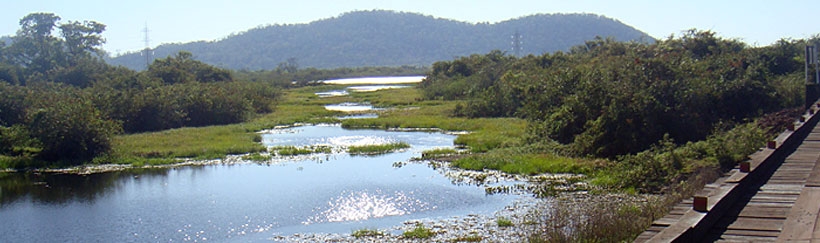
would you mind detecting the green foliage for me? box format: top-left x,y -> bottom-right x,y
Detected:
420,30 -> 808,158
496,217 -> 514,227
594,122 -> 768,192
526,195 -> 666,242
241,153 -> 271,162
25,89 -> 120,163
271,145 -> 331,156
421,148 -> 459,159
452,150 -> 594,175
147,51 -> 232,84
348,142 -> 410,155
351,228 -> 385,238
402,223 -> 435,239
0,125 -> 42,158
451,234 -> 483,242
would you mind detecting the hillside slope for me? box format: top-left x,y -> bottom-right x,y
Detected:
108,10 -> 653,70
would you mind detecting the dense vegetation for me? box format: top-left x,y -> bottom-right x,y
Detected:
420,30 -> 811,191
107,10 -> 652,70
416,30 -> 815,241
0,13 -> 280,166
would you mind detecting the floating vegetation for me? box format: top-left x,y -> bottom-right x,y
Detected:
348,142 -> 410,155
241,153 -> 272,162
402,223 -> 435,239
496,217 -> 514,227
271,145 -> 332,156
451,233 -> 483,242
420,148 -> 461,160
351,228 -> 385,238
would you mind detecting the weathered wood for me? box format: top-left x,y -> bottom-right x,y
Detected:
777,187 -> 820,242
636,101 -> 820,242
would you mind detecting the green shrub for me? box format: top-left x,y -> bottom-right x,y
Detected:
402,223 -> 434,239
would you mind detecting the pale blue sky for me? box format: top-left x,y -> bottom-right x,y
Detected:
2,0 -> 816,56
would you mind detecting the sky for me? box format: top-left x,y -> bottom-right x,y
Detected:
1,0 -> 816,56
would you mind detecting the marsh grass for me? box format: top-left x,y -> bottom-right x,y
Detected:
450,233 -> 483,242
272,145 -> 332,156
525,195 -> 667,242
452,150 -> 598,175
496,217 -> 514,227
351,228 -> 385,238
421,148 -> 460,159
402,223 -> 435,239
348,142 -> 410,155
241,153 -> 272,162
342,103 -> 527,152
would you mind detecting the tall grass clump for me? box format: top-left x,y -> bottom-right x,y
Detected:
525,195 -> 667,242
402,223 -> 435,239
351,228 -> 385,238
452,149 -> 597,175
272,145 -> 332,156
348,142 -> 410,155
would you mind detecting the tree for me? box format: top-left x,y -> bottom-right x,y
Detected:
7,13 -> 64,75
59,20 -> 106,63
148,51 -> 233,84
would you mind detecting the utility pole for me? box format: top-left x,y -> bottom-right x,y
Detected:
141,23 -> 153,69
805,45 -> 818,108
511,30 -> 523,57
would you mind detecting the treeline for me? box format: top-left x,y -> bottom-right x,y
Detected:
0,13 -> 279,166
421,31 -> 809,159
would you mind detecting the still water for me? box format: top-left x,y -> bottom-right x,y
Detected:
0,125 -> 518,242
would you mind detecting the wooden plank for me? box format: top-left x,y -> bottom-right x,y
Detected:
720,229 -> 781,237
713,233 -> 777,242
778,187 -> 820,242
721,217 -> 783,232
805,157 -> 820,187
736,207 -> 791,219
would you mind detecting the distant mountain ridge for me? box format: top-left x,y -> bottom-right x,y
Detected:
108,10 -> 653,70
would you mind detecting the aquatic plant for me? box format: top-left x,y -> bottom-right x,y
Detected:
402,223 -> 435,239
348,142 -> 410,155
241,153 -> 271,161
351,228 -> 385,238
496,217 -> 514,227
272,145 -> 332,156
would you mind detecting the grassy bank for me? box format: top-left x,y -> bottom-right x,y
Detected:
104,85 -> 536,168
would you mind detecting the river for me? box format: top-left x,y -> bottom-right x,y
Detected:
0,124 -> 521,242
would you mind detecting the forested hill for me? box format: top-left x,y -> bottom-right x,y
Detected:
107,10 -> 653,70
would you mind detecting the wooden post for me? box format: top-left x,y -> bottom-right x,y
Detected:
740,161 -> 751,172
694,196 -> 708,212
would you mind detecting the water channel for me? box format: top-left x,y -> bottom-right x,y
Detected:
0,124 -> 521,242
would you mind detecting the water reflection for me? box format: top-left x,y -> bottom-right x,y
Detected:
304,189 -> 431,224
0,125 -> 520,242
0,168 -> 172,206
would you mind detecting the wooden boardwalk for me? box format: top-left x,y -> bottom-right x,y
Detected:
635,105 -> 820,242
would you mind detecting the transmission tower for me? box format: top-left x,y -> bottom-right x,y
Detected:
511,30 -> 523,57
141,23 -> 153,69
